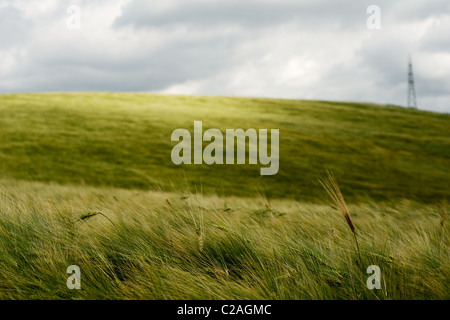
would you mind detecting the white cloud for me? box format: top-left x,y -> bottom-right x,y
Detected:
0,0 -> 449,113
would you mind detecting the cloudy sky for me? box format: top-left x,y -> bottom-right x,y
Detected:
0,0 -> 449,112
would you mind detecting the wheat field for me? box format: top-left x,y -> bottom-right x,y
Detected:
0,178 -> 448,299
0,93 -> 449,300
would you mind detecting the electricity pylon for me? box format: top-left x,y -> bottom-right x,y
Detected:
407,56 -> 418,109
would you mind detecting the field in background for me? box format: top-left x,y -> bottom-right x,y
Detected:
0,93 -> 449,202
0,93 -> 449,299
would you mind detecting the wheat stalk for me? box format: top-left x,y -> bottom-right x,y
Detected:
197,212 -> 205,253
318,170 -> 362,264
80,211 -> 116,226
438,200 -> 447,253
440,200 -> 447,229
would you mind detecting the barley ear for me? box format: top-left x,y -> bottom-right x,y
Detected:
318,170 -> 361,264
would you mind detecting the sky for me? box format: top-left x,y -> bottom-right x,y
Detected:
0,0 -> 449,113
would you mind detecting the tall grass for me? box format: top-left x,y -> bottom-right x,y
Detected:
0,178 -> 448,300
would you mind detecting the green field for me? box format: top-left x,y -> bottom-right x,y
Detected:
0,93 -> 449,299
1,93 -> 449,202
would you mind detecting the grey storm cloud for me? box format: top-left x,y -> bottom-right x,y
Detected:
0,6 -> 31,48
0,0 -> 449,113
114,0 -> 368,30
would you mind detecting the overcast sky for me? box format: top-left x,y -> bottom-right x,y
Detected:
0,0 -> 449,113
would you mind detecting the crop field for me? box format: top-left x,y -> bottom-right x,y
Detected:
0,93 -> 448,299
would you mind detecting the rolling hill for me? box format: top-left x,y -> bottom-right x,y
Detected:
1,92 -> 448,202
0,93 -> 449,300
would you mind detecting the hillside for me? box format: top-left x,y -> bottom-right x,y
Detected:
0,93 -> 449,202
0,93 -> 449,300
